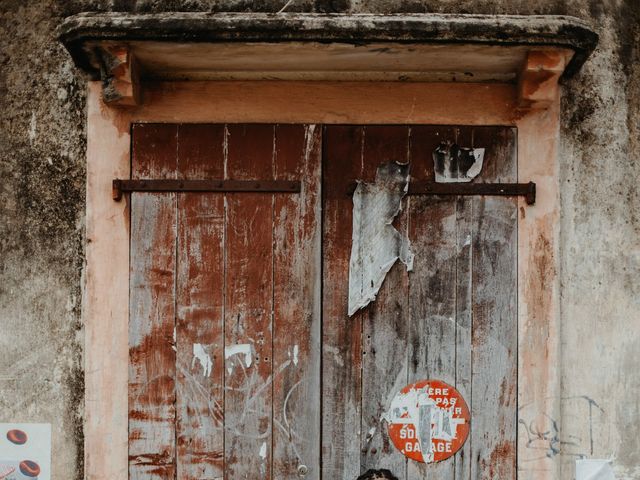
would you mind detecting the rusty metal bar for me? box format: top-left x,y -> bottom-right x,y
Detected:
348,181 -> 536,205
112,179 -> 301,201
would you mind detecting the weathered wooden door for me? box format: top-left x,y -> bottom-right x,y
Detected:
128,124 -> 322,480
128,124 -> 517,480
322,126 -> 517,480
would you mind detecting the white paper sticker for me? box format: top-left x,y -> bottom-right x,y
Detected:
0,423 -> 51,480
576,459 -> 616,480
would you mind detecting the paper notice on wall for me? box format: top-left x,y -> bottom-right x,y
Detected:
0,424 -> 51,480
348,162 -> 414,316
576,459 -> 616,480
433,141 -> 485,183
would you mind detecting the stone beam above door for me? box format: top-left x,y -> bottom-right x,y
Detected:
58,13 -> 597,107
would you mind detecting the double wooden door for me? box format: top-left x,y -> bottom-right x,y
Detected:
128,124 -> 517,480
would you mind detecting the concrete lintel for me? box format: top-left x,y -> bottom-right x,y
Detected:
60,12 -> 598,82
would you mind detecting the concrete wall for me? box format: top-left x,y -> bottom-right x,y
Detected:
0,1 -> 638,479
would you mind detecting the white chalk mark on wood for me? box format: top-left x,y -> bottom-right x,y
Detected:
576,459 -> 616,480
293,344 -> 299,366
348,161 -> 414,316
191,343 -> 213,377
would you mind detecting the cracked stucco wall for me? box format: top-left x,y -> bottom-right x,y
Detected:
0,1 -> 638,479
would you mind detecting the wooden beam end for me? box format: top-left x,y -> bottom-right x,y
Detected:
517,50 -> 566,111
100,45 -> 141,107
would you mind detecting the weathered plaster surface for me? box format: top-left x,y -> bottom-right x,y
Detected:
1,1 -> 639,479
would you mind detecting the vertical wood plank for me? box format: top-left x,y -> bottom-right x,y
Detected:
469,127 -> 518,480
129,124 -> 178,480
407,126 -> 459,480
454,196 -> 473,480
322,126 -> 365,480
175,124 -> 226,479
272,124 -> 322,479
359,126 -> 410,479
224,124 -> 275,480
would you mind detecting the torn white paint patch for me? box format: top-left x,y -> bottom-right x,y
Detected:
192,343 -> 213,377
433,141 -> 485,183
259,442 -> 267,460
348,162 -> 414,316
225,343 -> 252,368
172,326 -> 177,352
293,344 -> 299,366
576,459 -> 616,480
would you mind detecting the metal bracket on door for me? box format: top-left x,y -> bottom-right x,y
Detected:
348,181 -> 536,205
112,179 -> 301,201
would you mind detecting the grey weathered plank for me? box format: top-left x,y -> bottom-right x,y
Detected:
359,126 -> 410,478
175,124 -> 225,479
454,196 -> 473,480
322,126 -> 365,480
407,195 -> 458,479
129,124 -> 178,480
407,126 -> 458,479
272,124 -> 322,479
469,127 -> 518,480
224,124 -> 275,480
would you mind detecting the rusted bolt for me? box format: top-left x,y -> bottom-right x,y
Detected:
297,464 -> 308,476
371,448 -> 377,455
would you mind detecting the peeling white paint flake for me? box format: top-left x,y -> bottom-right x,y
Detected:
365,426 -> 376,443
172,326 -> 177,352
348,162 -> 414,316
192,343 -> 213,377
259,442 -> 267,460
293,344 -> 299,366
225,343 -> 253,368
433,141 -> 485,183
576,459 -> 616,480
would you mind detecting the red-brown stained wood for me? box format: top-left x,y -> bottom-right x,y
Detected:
322,125 -> 365,480
359,126 -> 410,478
129,124 -> 178,480
272,124 -> 322,479
224,124 -> 275,480
175,124 -> 226,479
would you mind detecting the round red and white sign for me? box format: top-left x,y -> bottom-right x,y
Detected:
386,379 -> 470,463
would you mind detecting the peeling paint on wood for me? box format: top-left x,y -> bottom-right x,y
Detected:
348,161 -> 414,316
324,125 -> 517,479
